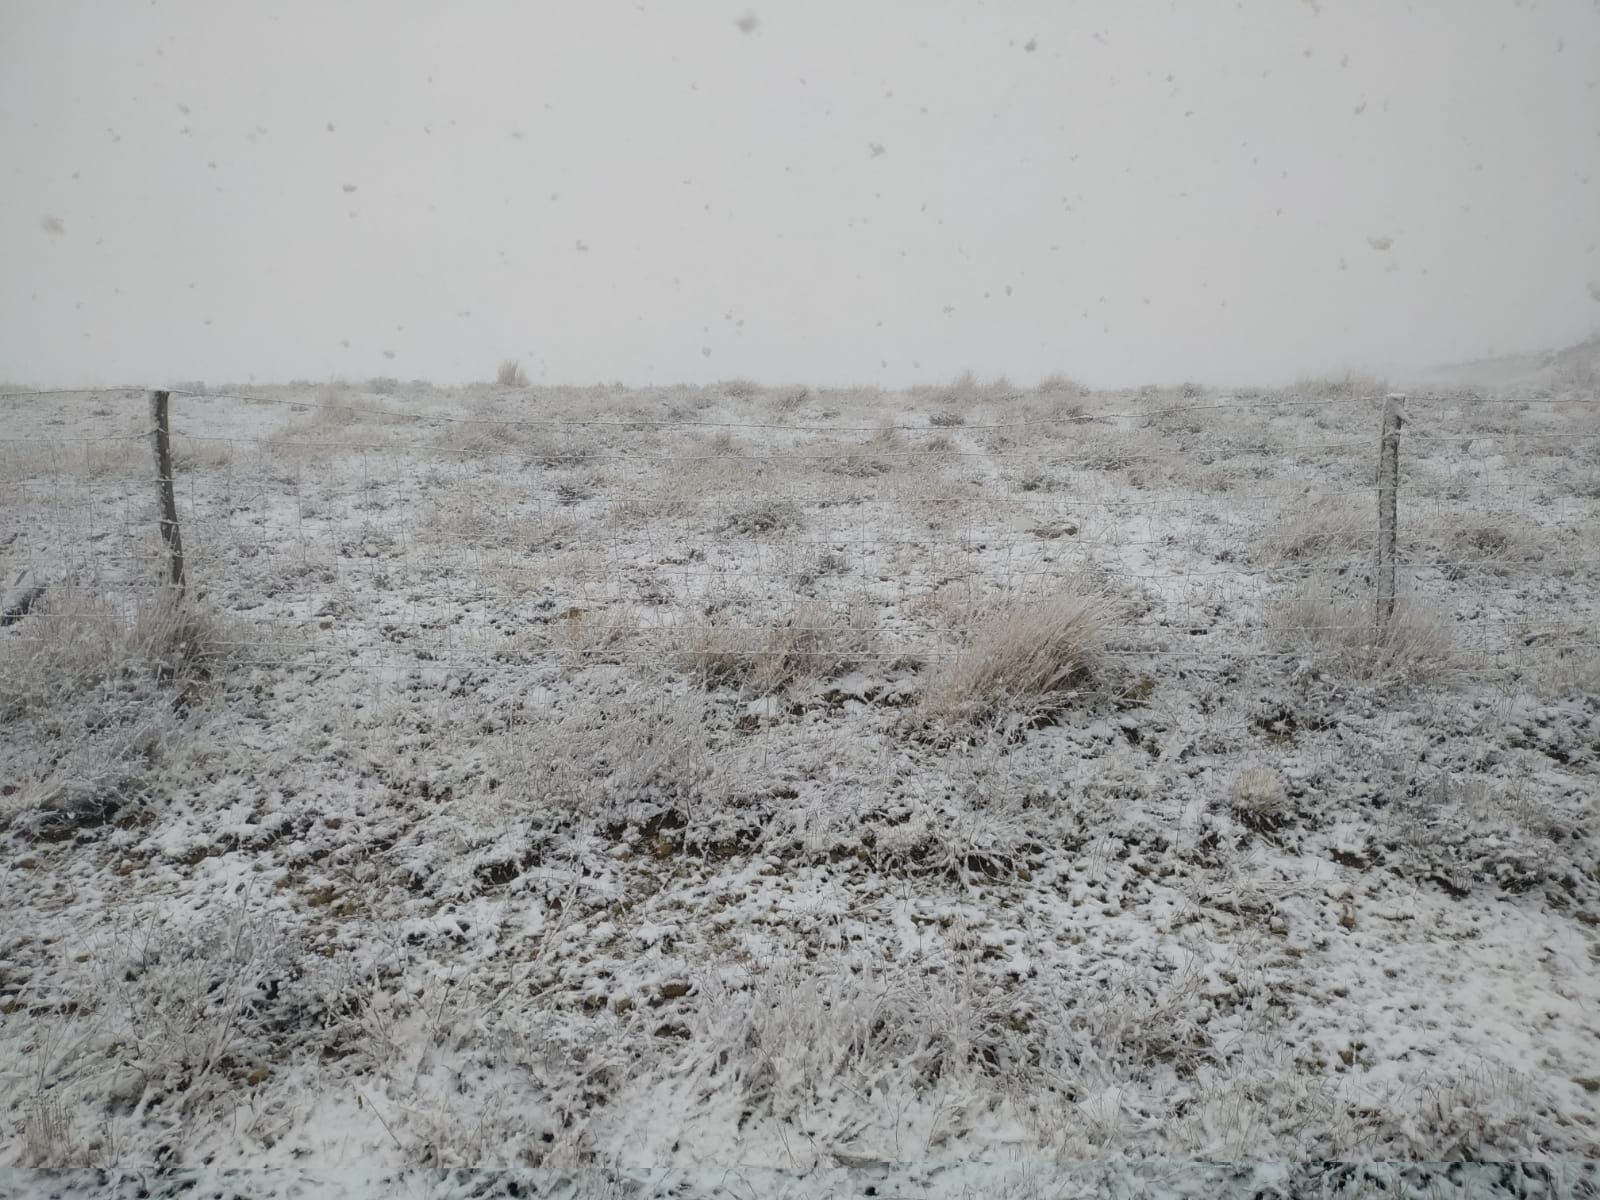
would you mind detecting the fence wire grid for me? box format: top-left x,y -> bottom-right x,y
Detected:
1,379 -> 1596,699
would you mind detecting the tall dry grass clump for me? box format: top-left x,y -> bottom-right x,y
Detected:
1,588 -> 235,835
919,590 -> 1107,724
496,359 -> 530,388
1271,584 -> 1454,686
0,588 -> 231,720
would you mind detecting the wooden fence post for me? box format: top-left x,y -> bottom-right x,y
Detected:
1376,393 -> 1405,627
149,389 -> 186,595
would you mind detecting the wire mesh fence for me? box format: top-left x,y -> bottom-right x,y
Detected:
1,380 -> 1596,700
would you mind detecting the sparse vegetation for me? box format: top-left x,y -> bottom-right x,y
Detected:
680,601 -> 877,691
2,374 -> 1596,1169
0,589 -> 232,838
1272,585 -> 1454,685
496,359 -> 530,388
719,498 -> 802,534
1290,371 -> 1389,401
556,605 -> 639,664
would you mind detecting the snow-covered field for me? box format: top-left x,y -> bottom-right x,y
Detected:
1,375 -> 1597,1175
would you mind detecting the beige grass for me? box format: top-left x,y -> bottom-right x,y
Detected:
555,606 -> 639,666
1437,520 -> 1544,578
918,590 -> 1107,724
1260,502 -> 1370,564
1271,585 -> 1454,685
1290,372 -> 1389,402
680,601 -> 877,692
1,589 -> 230,700
1229,766 -> 1288,830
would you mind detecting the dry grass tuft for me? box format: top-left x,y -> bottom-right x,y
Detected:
1,588 -> 235,835
1440,521 -> 1543,578
720,378 -> 761,399
1,588 -> 232,719
1260,503 -> 1369,564
496,359 -> 530,388
720,500 -> 803,535
555,606 -> 639,666
1272,585 -> 1454,685
1290,372 -> 1389,402
681,602 -> 877,692
1229,766 -> 1288,830
818,444 -> 895,477
918,590 -> 1107,724
1037,372 -> 1088,397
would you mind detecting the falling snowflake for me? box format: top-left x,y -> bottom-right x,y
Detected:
1024,38 -> 1037,52
735,11 -> 758,33
868,143 -> 887,158
40,216 -> 65,235
1366,235 -> 1393,251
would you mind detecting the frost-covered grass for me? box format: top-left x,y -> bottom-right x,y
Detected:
1,379 -> 1597,1169
917,591 -> 1107,725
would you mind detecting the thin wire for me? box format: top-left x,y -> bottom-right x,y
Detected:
14,544 -> 1585,577
8,432 -> 1395,465
0,386 -> 148,400
163,385 -> 1600,434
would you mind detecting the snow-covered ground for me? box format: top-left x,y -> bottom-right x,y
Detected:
1,376 -> 1597,1173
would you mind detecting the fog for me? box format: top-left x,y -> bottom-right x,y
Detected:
3,0 -> 1597,391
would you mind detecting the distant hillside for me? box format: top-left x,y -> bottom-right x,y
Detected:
1414,332 -> 1600,391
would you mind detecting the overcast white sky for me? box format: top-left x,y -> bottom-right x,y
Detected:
3,1 -> 1598,391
